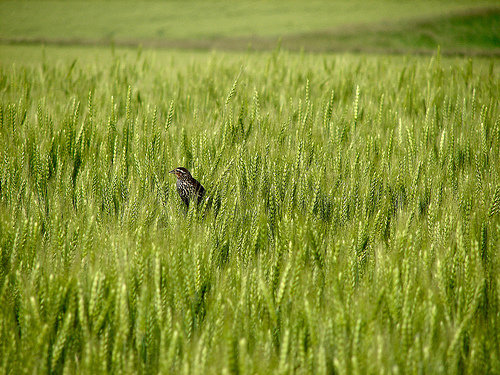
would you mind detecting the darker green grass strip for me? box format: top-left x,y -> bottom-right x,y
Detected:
280,6 -> 500,54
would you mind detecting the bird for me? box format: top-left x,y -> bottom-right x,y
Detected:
169,167 -> 205,207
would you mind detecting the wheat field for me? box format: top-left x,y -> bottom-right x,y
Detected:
0,47 -> 499,374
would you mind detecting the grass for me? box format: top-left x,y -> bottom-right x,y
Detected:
0,45 -> 499,374
0,0 -> 499,54
280,7 -> 500,55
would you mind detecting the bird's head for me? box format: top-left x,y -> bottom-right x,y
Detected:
169,167 -> 191,179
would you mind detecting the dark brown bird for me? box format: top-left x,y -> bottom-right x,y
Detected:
169,167 -> 205,207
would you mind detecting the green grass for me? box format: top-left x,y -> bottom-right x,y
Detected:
0,0 -> 499,54
0,45 -> 499,374
281,7 -> 500,55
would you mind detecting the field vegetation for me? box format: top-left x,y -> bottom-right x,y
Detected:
0,44 -> 499,374
1,0 -> 499,54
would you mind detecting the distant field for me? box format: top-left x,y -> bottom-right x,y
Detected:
0,44 -> 499,374
0,0 -> 499,54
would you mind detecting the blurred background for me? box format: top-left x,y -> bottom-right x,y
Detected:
0,0 -> 499,55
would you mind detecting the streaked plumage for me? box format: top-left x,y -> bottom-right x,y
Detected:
169,167 -> 205,207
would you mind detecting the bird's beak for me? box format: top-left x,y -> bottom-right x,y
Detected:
169,169 -> 176,174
